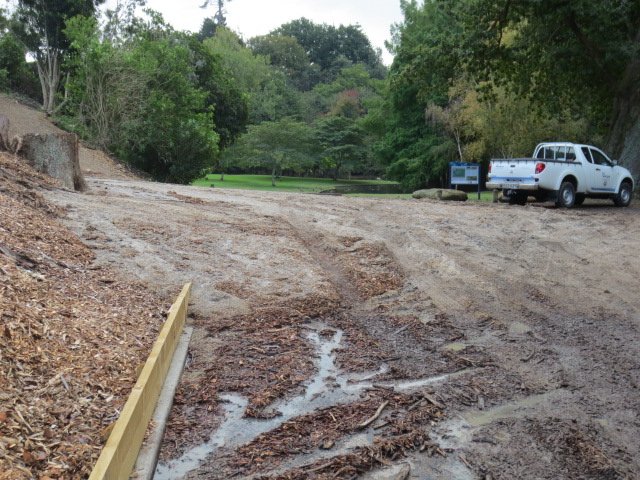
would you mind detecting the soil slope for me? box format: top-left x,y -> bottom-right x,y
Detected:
0,94 -> 136,179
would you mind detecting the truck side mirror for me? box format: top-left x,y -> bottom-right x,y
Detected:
612,159 -> 618,165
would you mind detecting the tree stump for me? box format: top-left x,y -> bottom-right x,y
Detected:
21,133 -> 87,191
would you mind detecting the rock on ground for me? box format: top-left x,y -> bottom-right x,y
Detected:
412,188 -> 468,201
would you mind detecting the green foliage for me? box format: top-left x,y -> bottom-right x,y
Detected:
197,17 -> 217,41
64,15 -> 219,183
315,115 -> 367,179
274,18 -> 386,84
248,34 -> 318,91
304,64 -> 385,120
222,118 -> 316,185
0,32 -> 40,99
10,0 -> 106,112
185,35 -> 248,149
204,28 -> 302,122
12,0 -> 105,52
114,35 -> 220,183
453,0 -> 639,123
469,86 -> 592,159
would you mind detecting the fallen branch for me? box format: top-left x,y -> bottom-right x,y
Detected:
423,393 -> 445,409
304,461 -> 334,474
358,400 -> 389,429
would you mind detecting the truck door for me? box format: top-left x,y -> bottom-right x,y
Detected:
581,147 -> 606,192
589,148 -> 616,193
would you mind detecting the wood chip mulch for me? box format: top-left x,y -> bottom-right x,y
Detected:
160,294 -> 342,460
0,153 -> 168,479
336,237 -> 403,299
227,390 -> 445,478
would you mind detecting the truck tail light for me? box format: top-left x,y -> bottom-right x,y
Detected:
488,163 -> 492,174
535,162 -> 546,174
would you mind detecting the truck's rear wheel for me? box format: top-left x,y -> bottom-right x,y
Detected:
613,182 -> 632,207
556,181 -> 575,208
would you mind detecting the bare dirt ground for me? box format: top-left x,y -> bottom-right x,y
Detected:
44,177 -> 640,480
0,93 -> 137,180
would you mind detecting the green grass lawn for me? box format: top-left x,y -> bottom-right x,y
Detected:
463,190 -> 494,202
192,174 -> 495,201
346,193 -> 413,199
192,174 -> 398,193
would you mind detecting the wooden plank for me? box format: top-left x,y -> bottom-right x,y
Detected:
89,283 -> 192,480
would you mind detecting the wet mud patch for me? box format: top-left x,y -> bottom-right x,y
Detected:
160,319 -> 454,479
222,390 -> 443,477
435,366 -> 534,412
466,418 -> 627,480
331,309 -> 490,381
160,295 -> 342,462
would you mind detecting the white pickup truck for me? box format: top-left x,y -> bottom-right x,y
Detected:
486,142 -> 634,207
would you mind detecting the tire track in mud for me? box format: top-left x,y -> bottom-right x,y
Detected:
157,217 -> 492,479
194,221 -> 496,479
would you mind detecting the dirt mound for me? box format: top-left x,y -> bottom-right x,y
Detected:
0,153 -> 165,478
0,94 -> 137,180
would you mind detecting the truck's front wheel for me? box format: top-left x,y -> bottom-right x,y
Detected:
613,182 -> 632,207
556,182 -> 576,208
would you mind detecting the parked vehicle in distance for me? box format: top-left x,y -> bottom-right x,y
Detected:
486,142 -> 635,207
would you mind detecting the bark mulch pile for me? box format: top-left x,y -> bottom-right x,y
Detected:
0,153 -> 167,479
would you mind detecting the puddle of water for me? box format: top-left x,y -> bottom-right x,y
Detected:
154,394 -> 248,479
342,368 -> 473,393
155,326 -> 348,479
155,325 -> 476,479
418,389 -> 572,480
462,389 -> 566,427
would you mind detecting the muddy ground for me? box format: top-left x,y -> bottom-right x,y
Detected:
46,179 -> 640,479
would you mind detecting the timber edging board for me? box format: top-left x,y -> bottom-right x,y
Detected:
89,282 -> 192,480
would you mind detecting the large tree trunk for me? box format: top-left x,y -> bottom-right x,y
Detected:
21,133 -> 87,191
36,49 -> 62,115
606,39 -> 640,188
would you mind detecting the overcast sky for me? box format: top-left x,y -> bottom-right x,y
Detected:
101,0 -> 403,64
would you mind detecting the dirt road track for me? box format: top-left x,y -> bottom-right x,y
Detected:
47,179 -> 640,479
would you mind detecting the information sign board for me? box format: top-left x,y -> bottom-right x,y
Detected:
450,163 -> 479,185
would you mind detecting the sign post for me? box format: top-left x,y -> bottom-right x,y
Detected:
449,162 -> 480,200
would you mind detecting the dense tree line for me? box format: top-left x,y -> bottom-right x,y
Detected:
381,0 -> 640,189
1,0 -> 638,188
